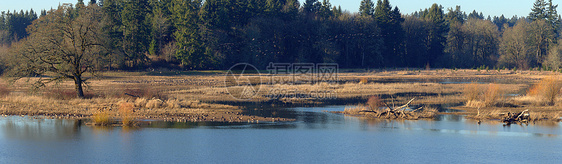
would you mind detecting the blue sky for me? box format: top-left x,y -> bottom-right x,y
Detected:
0,0 -> 553,18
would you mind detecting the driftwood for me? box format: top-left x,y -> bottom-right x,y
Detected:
501,109 -> 529,126
343,98 -> 437,120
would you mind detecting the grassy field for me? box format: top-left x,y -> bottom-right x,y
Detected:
1,68 -> 561,125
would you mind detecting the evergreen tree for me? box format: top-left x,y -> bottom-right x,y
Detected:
374,0 -> 404,66
149,0 -> 173,56
318,0 -> 333,19
121,0 -> 151,68
493,15 -> 508,30
102,0 -> 124,68
172,0 -> 208,69
547,0 -> 560,33
303,0 -> 321,15
359,0 -> 374,17
529,0 -> 548,21
446,6 -> 465,25
467,10 -> 484,19
422,4 -> 448,67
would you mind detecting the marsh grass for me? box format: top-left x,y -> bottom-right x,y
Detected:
469,109 -> 561,122
92,108 -> 111,126
464,83 -> 480,102
118,102 -> 135,126
483,83 -> 503,107
464,83 -> 503,107
146,99 -> 164,108
527,77 -> 562,106
529,111 -> 562,121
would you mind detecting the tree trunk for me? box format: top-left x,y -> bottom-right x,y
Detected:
75,75 -> 85,99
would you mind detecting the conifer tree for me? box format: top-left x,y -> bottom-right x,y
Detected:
359,0 -> 374,17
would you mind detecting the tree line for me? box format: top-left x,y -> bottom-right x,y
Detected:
1,0 -> 562,74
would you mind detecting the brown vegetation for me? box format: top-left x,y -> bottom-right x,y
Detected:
468,109 -> 561,125
92,109 -> 111,126
118,102 -> 136,126
483,83 -> 503,107
1,69 -> 562,124
464,83 -> 504,107
0,82 -> 9,98
527,76 -> 562,105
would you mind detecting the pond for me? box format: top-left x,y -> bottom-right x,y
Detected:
1,106 -> 561,163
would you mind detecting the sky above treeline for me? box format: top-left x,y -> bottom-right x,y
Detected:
0,0 -> 553,18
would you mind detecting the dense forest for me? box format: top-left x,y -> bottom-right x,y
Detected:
1,0 -> 562,74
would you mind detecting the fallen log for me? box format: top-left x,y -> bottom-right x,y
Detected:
501,109 -> 529,126
339,98 -> 437,120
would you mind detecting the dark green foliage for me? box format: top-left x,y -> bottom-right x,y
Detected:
2,0 -> 562,73
530,0 -> 548,21
0,10 -> 37,45
420,4 -> 448,67
359,0 -> 374,17
121,0 -> 151,68
467,10 -> 484,20
374,0 -> 404,67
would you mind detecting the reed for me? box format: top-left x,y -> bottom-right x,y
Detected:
92,108 -> 111,126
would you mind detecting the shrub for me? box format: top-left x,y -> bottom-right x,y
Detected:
483,83 -> 502,107
118,102 -> 135,126
464,83 -> 503,107
92,109 -> 111,126
528,77 -> 562,106
464,83 -> 480,102
367,96 -> 383,110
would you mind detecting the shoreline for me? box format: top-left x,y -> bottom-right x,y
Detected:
1,69 -> 562,125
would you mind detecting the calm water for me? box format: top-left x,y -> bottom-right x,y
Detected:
1,106 -> 561,163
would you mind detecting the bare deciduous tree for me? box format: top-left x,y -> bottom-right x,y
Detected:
6,4 -> 106,98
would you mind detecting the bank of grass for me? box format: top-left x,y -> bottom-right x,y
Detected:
527,76 -> 562,106
1,69 -> 561,123
467,108 -> 561,122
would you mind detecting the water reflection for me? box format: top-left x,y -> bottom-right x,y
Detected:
1,105 -> 561,163
0,116 -> 81,141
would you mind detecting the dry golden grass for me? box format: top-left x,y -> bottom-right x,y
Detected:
1,69 -> 560,122
146,99 -> 164,108
118,102 -> 135,126
464,83 -> 504,107
464,83 -> 480,102
529,111 -> 561,121
92,108 -> 111,126
483,83 -> 503,107
527,76 -> 562,106
344,105 -> 366,114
